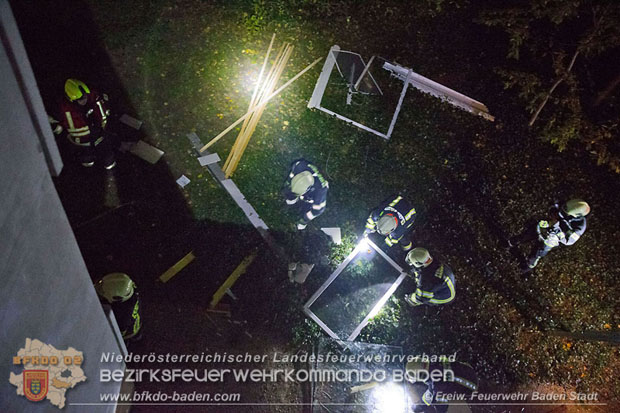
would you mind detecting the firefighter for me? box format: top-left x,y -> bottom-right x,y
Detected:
364,195 -> 416,251
94,273 -> 142,341
508,199 -> 590,272
52,79 -> 116,169
283,158 -> 329,230
404,248 -> 456,307
405,360 -> 478,412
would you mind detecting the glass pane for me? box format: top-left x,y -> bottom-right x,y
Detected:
309,246 -> 402,339
334,50 -> 382,95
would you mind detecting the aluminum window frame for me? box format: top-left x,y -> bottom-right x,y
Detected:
303,238 -> 408,341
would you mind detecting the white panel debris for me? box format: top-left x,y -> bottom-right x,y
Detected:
176,175 -> 190,188
198,153 -> 221,166
321,227 -> 342,244
119,114 -> 143,130
129,140 -> 164,164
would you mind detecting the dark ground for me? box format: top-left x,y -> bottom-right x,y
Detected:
11,0 -> 620,411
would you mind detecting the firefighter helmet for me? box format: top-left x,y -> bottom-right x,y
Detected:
563,199 -> 590,217
406,247 -> 433,268
65,79 -> 90,102
377,213 -> 398,235
405,360 -> 431,383
291,171 -> 314,195
95,273 -> 135,303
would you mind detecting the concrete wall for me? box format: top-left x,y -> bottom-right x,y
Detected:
1,2 -> 124,411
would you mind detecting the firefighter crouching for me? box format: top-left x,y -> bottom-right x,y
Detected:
283,158 -> 329,230
51,79 -> 116,169
508,199 -> 590,272
95,273 -> 142,341
364,195 -> 416,251
404,248 -> 456,307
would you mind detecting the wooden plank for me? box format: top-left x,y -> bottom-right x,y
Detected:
225,45 -> 293,177
200,56 -> 323,152
158,251 -> 195,283
209,252 -> 258,309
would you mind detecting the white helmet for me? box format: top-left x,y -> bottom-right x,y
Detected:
95,273 -> 135,303
406,248 -> 433,268
563,199 -> 590,217
377,214 -> 398,235
291,171 -> 314,195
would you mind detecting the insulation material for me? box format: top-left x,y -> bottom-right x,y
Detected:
129,140 -> 164,164
119,114 -> 143,130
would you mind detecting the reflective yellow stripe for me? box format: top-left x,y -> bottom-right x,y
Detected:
69,129 -> 90,137
65,135 -> 90,146
569,232 -> 580,241
454,376 -> 477,391
429,278 -> 455,304
389,196 -> 402,207
417,288 -> 434,298
65,111 -> 75,129
385,238 -> 393,246
387,234 -> 401,243
422,389 -> 433,405
405,208 -> 416,220
96,100 -> 106,118
543,237 -> 558,247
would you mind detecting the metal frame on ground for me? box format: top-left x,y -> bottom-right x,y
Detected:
303,238 -> 408,341
308,45 -> 494,140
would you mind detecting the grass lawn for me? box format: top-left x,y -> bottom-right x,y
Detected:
26,0 -> 620,404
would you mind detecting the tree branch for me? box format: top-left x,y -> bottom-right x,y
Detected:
594,71 -> 620,107
528,49 -> 580,127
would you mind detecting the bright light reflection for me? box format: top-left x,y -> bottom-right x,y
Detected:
371,382 -> 406,413
240,69 -> 259,93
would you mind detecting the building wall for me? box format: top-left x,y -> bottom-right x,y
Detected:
0,2 -> 124,411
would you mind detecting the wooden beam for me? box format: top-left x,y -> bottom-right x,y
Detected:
225,45 -> 293,177
209,251 -> 258,309
158,251 -> 195,283
200,56 -> 323,152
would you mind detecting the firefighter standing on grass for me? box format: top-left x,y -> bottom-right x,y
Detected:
51,79 -> 116,169
364,195 -> 416,251
508,199 -> 590,272
284,158 -> 329,230
404,248 -> 456,307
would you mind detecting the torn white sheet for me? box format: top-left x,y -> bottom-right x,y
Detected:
176,175 -> 190,188
119,114 -> 143,130
321,227 -> 342,244
198,153 -> 221,166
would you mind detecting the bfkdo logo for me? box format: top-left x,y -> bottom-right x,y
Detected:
23,370 -> 49,402
9,339 -> 87,409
